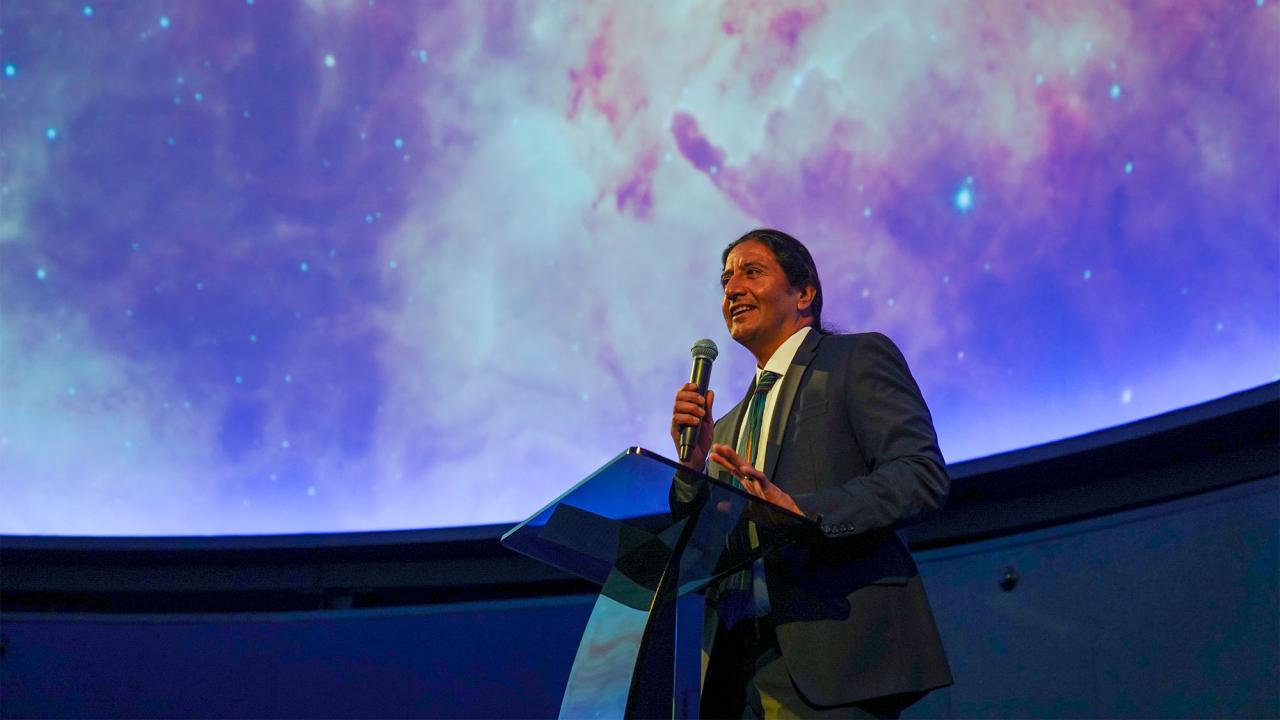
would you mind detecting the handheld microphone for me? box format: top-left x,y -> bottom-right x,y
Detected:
679,338 -> 718,462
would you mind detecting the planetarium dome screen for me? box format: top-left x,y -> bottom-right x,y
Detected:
2,1 -> 1276,535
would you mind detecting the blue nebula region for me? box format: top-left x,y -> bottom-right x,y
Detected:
0,1 -> 1277,535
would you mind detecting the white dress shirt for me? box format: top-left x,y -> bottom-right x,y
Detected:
736,325 -> 812,472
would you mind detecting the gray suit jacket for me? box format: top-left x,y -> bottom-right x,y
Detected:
702,330 -> 953,707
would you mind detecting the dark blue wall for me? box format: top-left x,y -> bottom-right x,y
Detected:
3,477 -> 1275,718
2,596 -> 593,719
903,476 -> 1278,719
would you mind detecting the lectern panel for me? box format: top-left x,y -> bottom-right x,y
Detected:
501,447 -> 816,719
502,447 -> 813,596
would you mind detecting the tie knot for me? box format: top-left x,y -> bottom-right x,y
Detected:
755,371 -> 781,395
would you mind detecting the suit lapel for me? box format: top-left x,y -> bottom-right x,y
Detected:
763,329 -> 823,482
711,385 -> 751,482
716,381 -> 752,453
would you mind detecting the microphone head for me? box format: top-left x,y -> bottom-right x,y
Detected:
690,338 -> 719,362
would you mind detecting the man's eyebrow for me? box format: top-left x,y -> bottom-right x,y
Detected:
720,261 -> 764,285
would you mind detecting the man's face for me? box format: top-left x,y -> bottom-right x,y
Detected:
721,240 -> 813,360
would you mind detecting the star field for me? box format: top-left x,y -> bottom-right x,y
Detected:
0,0 -> 1276,535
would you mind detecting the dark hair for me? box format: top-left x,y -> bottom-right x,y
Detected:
722,228 -> 830,334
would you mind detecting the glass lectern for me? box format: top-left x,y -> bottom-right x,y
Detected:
502,447 -> 816,719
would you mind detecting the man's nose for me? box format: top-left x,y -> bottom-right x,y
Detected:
723,274 -> 745,299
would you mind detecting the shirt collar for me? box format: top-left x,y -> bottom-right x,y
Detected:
756,326 -> 812,380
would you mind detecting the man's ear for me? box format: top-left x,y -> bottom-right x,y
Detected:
796,284 -> 816,312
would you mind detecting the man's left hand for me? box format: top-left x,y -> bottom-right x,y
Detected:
709,443 -> 803,516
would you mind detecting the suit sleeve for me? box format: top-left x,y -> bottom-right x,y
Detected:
790,333 -> 950,538
668,468 -> 702,521
668,410 -> 738,520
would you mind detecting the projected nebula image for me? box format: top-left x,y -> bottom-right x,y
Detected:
1,1 -> 1277,535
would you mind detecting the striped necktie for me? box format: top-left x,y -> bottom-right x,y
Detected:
734,370 -> 781,482
723,370 -> 781,621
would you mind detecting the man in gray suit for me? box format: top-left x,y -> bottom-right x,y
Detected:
670,229 -> 953,718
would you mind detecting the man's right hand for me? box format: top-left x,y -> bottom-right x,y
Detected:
670,383 -> 715,470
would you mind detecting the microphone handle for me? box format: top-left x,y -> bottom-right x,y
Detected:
678,356 -> 713,462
